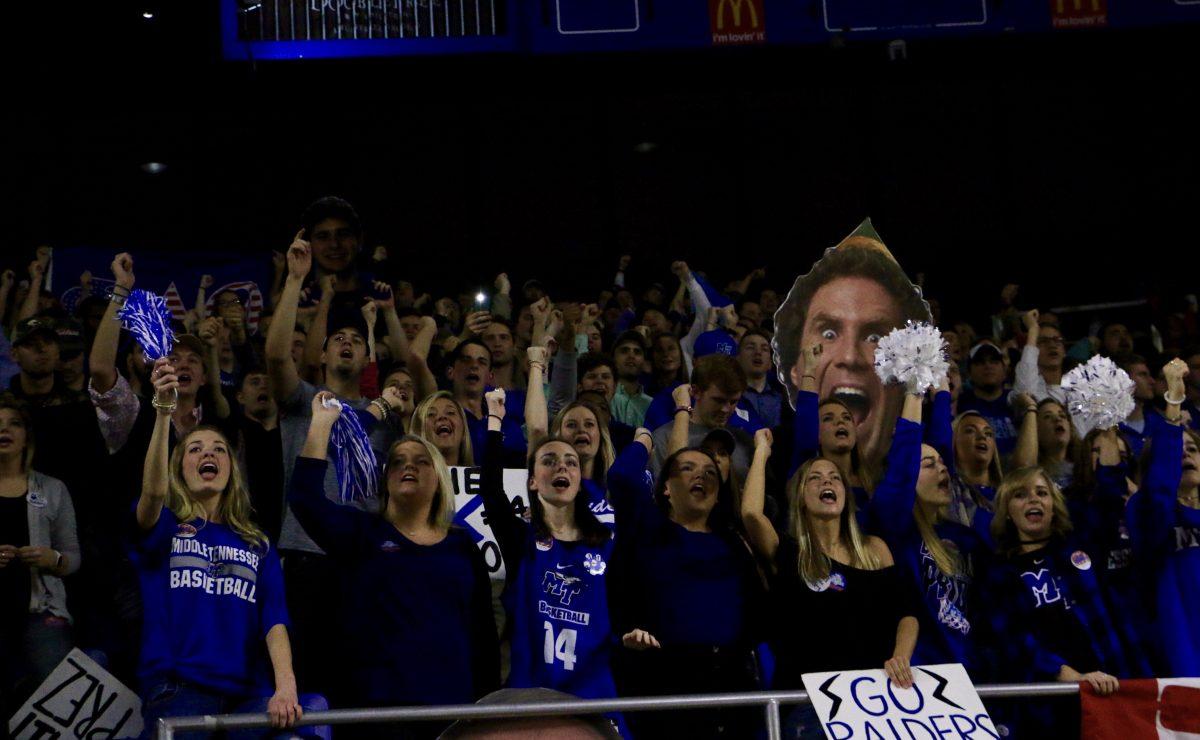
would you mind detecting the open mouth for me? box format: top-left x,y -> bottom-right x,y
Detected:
818,488 -> 838,504
834,427 -> 850,440
0,436 -> 12,448
1024,507 -> 1045,523
177,373 -> 193,386
831,387 -> 869,425
1183,462 -> 1198,473
975,442 -> 990,453
573,434 -> 591,448
937,476 -> 950,493
399,472 -> 418,483
198,461 -> 219,480
466,372 -> 481,385
339,348 -> 353,359
256,393 -> 269,404
435,423 -> 453,438
552,476 -> 571,492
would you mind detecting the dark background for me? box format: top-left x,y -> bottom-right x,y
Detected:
6,1 -> 1197,331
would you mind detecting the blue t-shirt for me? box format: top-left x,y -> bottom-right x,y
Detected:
131,510 -> 287,697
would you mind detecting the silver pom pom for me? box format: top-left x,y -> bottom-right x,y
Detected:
1060,355 -> 1135,437
874,321 -> 949,395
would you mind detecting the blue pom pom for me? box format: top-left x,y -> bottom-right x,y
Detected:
328,404 -> 379,503
117,290 -> 176,361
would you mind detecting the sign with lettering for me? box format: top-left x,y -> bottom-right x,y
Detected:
450,466 -> 531,582
801,663 -> 997,740
8,649 -> 143,740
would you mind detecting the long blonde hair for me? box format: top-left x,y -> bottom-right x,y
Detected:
952,411 -> 1003,487
990,466 -> 1073,556
381,435 -> 458,532
410,391 -> 474,467
788,457 -> 880,585
550,401 -> 615,486
168,426 -> 267,550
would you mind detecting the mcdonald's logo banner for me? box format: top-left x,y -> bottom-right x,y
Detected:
1050,0 -> 1108,28
709,0 -> 766,45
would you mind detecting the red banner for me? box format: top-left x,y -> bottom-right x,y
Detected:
1081,679 -> 1200,739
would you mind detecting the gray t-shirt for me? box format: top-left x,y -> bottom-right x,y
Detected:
278,379 -> 396,554
649,420 -> 753,483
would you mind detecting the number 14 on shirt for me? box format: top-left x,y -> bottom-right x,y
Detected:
543,621 -> 578,671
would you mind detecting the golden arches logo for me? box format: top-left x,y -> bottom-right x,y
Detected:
715,0 -> 759,30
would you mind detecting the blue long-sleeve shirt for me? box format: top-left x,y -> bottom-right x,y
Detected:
606,442 -> 763,648
867,418 -> 989,674
1126,422 -> 1200,675
288,456 -> 499,706
982,538 -> 1140,682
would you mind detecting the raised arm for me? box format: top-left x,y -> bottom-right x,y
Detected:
1010,392 -> 1039,469
407,316 -> 440,401
927,377 -> 954,473
788,343 -> 822,478
197,317 -> 231,420
137,358 -> 177,531
866,394 -> 925,539
288,391 -> 365,556
16,259 -> 45,323
302,275 -> 335,375
491,273 -> 512,321
88,253 -> 136,395
266,231 -> 311,403
742,428 -> 779,562
667,384 -> 692,457
482,390 -> 526,575
1013,310 -> 1048,401
524,347 -> 549,448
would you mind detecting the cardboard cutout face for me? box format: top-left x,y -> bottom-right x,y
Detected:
772,219 -> 932,470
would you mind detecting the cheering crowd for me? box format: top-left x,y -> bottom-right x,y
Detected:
1,195 -> 1198,739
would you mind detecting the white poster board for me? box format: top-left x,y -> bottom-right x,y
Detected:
449,466 -> 531,582
8,648 -> 143,740
801,663 -> 997,740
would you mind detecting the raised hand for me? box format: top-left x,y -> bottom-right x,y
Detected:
111,252 -> 135,289
310,390 -> 343,424
1022,309 -> 1040,332
672,384 -> 692,410
200,274 -> 214,290
464,310 -> 492,336
670,261 -> 690,279
361,297 -> 378,329
485,388 -> 506,420
373,281 -> 395,309
0,269 -> 13,293
80,270 -> 93,288
287,229 -> 312,280
494,273 -> 511,295
150,358 -> 179,410
198,317 -> 223,347
372,245 -> 389,262
754,428 -> 773,452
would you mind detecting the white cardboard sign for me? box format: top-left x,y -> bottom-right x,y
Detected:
801,663 -> 998,740
8,648 -> 143,740
449,466 -> 531,582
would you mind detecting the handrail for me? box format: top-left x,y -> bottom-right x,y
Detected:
157,682 -> 1082,739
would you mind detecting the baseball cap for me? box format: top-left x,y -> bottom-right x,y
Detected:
968,340 -> 1003,363
700,427 -> 737,456
693,329 -> 738,359
172,334 -> 209,360
55,317 -> 85,360
11,317 -> 59,347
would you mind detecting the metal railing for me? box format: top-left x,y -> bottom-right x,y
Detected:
157,682 -> 1082,739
